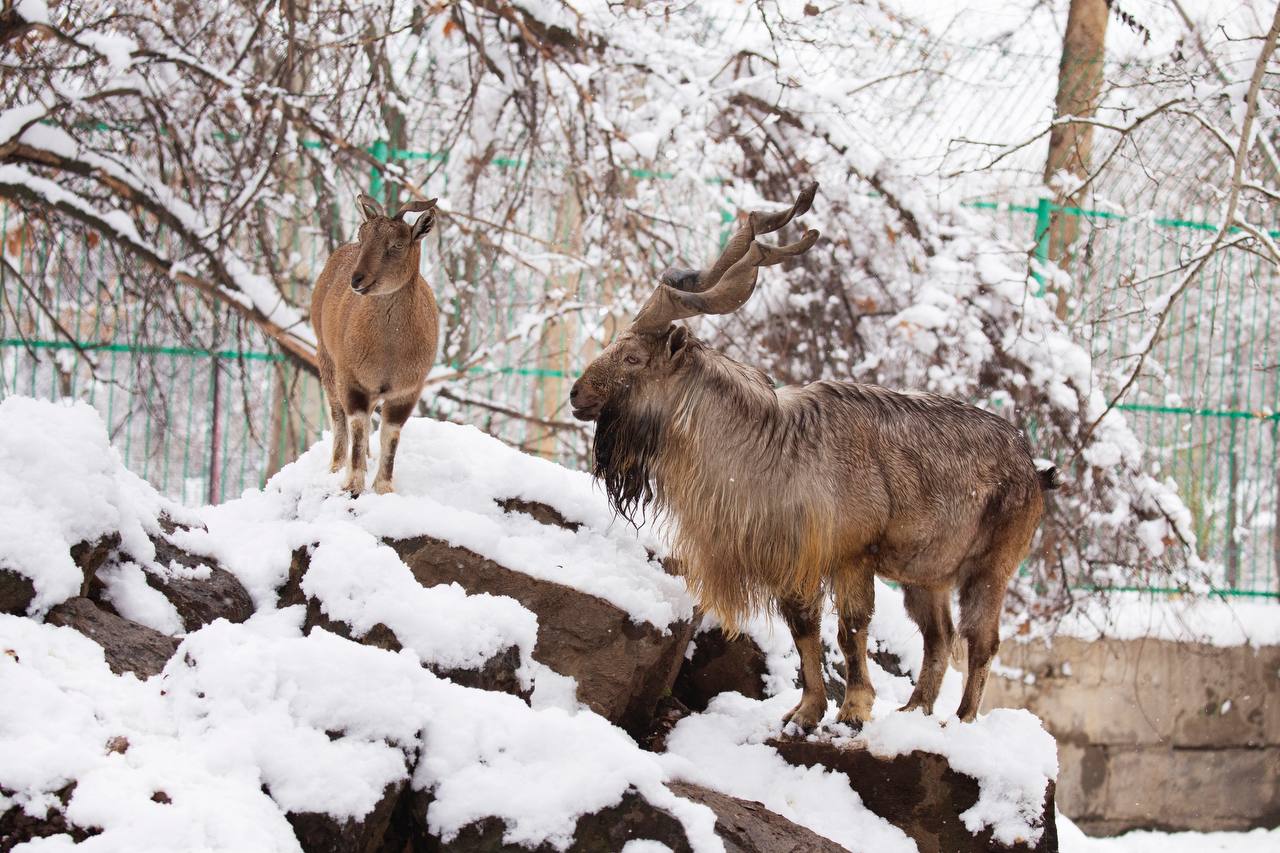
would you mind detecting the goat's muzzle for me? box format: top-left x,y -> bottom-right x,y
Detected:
569,380 -> 600,422
351,271 -> 373,294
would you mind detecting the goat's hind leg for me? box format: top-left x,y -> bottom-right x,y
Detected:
832,569 -> 875,729
955,572 -> 1006,722
899,585 -> 954,716
955,502 -> 1038,722
779,593 -> 828,732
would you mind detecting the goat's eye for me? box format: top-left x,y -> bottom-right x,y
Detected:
624,355 -> 642,366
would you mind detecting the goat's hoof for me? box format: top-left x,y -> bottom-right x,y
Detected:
782,702 -> 824,733
372,479 -> 393,495
837,688 -> 874,725
342,478 -> 364,496
897,699 -> 934,715
833,718 -> 865,736
835,707 -> 871,731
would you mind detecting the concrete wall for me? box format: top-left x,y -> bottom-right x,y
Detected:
982,636 -> 1280,836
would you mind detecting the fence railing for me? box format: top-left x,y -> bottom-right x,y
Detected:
2,183 -> 1277,597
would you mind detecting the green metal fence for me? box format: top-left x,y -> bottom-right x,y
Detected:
980,197 -> 1280,597
3,191 -> 1276,596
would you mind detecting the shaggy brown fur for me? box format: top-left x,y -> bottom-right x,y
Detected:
311,194 -> 440,495
571,184 -> 1055,728
579,329 -> 1052,727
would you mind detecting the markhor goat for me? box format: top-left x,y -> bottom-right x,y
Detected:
311,193 -> 439,495
569,183 -> 1058,729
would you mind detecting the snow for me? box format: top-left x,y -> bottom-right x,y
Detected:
79,31 -> 137,72
1037,592 -> 1280,648
860,708 -> 1057,846
0,609 -> 723,853
97,561 -> 185,636
181,417 -> 692,632
0,399 -> 1080,850
661,693 -> 918,853
683,576 -> 1057,849
0,614 -> 303,853
12,397 -> 1273,852
1059,815 -> 1280,853
417,687 -> 712,850
13,0 -> 49,26
0,101 -> 48,146
0,397 -> 191,616
302,523 -> 540,675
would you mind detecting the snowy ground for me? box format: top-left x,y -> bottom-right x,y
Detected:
1027,592 -> 1280,648
2,396 -> 1275,852
1059,819 -> 1280,853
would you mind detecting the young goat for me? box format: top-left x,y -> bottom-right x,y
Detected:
310,193 -> 439,495
570,183 -> 1058,729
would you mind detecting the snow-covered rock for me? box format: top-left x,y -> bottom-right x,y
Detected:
0,398 -> 1065,853
44,596 -> 179,678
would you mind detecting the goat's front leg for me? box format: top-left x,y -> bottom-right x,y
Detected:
833,569 -> 876,730
372,396 -> 415,495
779,594 -> 828,731
342,387 -> 371,495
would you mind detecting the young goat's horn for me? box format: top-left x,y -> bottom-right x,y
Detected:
394,198 -> 438,221
632,182 -> 820,334
356,192 -> 385,222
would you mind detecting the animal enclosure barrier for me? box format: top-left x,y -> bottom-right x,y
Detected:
1,190 -> 1277,597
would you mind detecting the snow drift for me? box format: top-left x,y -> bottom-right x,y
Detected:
1,396 -> 1062,852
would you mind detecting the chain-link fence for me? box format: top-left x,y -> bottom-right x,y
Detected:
4,190 -> 1276,595
3,28 -> 1277,597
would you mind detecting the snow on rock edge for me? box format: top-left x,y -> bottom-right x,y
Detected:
180,417 -> 692,632
0,397 -> 196,616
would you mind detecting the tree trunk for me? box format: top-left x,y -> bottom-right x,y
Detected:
529,187 -> 583,460
264,0 -> 319,483
1043,0 -> 1109,318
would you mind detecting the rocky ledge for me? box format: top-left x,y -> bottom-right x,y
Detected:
0,400 -> 1059,853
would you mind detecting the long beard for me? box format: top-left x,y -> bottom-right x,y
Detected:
591,398 -> 665,526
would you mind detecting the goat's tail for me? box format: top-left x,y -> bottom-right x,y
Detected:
1036,463 -> 1062,491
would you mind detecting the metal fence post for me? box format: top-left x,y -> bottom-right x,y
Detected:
1032,196 -> 1052,296
369,139 -> 389,204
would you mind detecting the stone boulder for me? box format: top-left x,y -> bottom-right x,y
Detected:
143,530 -> 253,631
430,790 -> 693,853
770,737 -> 1058,853
0,783 -> 98,852
43,597 -> 179,678
287,782 -> 406,853
279,548 -> 528,699
1,533 -> 119,617
0,570 -> 35,618
376,781 -> 848,853
291,523 -> 694,737
666,782 -> 846,853
674,624 -> 768,711
389,533 -> 693,737
675,620 -> 909,713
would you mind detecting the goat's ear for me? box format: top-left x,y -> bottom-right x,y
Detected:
410,207 -> 436,242
666,325 -> 689,359
356,193 -> 384,222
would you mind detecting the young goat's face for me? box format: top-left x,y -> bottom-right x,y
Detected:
349,196 -> 435,296
570,325 -> 690,421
